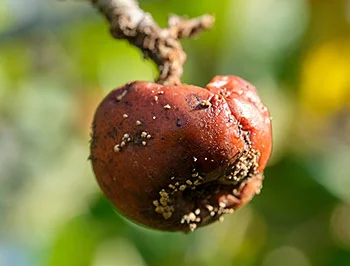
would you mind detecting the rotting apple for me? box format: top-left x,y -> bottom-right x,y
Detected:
90,75 -> 272,232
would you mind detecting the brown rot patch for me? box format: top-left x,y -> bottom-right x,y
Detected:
91,77 -> 272,232
186,94 -> 201,108
221,149 -> 260,185
154,179 -> 241,232
152,146 -> 260,232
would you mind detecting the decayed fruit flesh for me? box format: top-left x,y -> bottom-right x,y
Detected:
90,76 -> 272,232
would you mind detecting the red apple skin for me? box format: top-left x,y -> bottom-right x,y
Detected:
90,76 -> 272,232
206,76 -> 272,172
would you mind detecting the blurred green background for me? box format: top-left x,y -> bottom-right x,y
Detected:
1,0 -> 350,265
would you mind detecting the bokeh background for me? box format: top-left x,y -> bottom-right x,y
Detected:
1,0 -> 350,265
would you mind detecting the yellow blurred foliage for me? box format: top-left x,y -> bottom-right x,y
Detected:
300,39 -> 350,117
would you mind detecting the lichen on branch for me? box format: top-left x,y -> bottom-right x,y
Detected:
90,0 -> 215,85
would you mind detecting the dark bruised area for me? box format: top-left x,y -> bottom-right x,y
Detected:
90,76 -> 272,232
176,119 -> 182,127
185,93 -> 201,108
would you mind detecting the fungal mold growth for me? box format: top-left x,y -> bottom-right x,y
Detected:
90,76 -> 272,232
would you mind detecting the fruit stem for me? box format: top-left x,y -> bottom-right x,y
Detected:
90,0 -> 215,86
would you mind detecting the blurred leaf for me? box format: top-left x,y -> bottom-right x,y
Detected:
0,1 -> 14,33
256,155 -> 338,227
59,21 -> 155,89
46,216 -> 105,266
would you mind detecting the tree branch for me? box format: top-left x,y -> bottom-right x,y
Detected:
90,0 -> 214,85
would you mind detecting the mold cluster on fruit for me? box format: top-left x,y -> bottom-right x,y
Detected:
90,75 -> 272,232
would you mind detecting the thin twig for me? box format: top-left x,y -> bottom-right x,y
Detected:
90,0 -> 214,85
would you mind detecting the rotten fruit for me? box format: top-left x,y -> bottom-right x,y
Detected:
90,75 -> 272,232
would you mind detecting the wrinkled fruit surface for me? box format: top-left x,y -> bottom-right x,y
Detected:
90,75 -> 272,232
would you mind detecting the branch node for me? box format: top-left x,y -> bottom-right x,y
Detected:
91,0 -> 214,86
